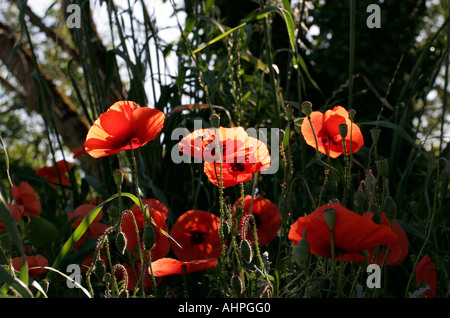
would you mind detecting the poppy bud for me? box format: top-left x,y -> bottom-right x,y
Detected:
94,258 -> 106,280
240,239 -> 253,264
294,229 -> 310,270
116,231 -> 127,254
349,109 -> 356,121
376,157 -> 389,178
365,171 -> 377,202
368,203 -> 381,224
339,123 -> 348,139
301,101 -> 313,116
370,128 -> 381,143
323,208 -> 336,231
285,104 -> 294,120
143,225 -> 156,250
383,195 -> 397,221
113,169 -> 124,187
231,273 -> 244,294
209,114 -> 220,128
354,187 -> 366,214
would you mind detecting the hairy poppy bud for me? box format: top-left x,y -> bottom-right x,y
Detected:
365,171 -> 377,203
368,203 -> 381,224
323,208 -> 336,231
209,114 -> 220,128
143,225 -> 156,250
94,259 -> 106,280
116,231 -> 127,255
294,229 -> 310,270
231,274 -> 244,294
301,101 -> 313,116
376,157 -> 389,178
339,123 -> 348,139
384,195 -> 397,221
354,187 -> 366,214
240,239 -> 253,264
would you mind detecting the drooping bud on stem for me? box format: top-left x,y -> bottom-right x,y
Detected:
116,231 -> 127,255
94,258 -> 106,280
294,229 -> 311,270
240,239 -> 253,264
143,225 -> 156,250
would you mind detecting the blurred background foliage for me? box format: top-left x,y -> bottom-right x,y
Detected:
0,0 -> 449,297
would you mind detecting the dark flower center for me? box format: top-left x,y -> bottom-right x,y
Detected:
231,163 -> 246,172
190,230 -> 206,245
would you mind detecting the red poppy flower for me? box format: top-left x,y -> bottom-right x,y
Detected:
120,199 -> 170,261
169,210 -> 222,261
415,254 -> 437,298
0,204 -> 23,231
36,160 -> 72,187
233,195 -> 282,247
149,257 -> 218,277
67,204 -> 109,251
367,212 -> 409,266
178,126 -> 271,188
203,136 -> 271,188
12,182 -> 42,218
178,126 -> 251,163
288,203 -> 397,262
84,101 -> 165,158
301,106 -> 364,158
11,255 -> 48,279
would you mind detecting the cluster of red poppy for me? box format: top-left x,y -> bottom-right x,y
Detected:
2,101 -> 438,297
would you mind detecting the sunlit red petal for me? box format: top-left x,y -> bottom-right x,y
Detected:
67,204 -> 102,228
150,257 -> 218,277
288,203 -> 397,261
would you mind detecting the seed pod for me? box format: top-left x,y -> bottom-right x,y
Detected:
376,157 -> 389,178
339,123 -> 348,139
240,239 -> 253,264
113,169 -> 124,187
301,101 -> 313,116
116,231 -> 127,255
370,128 -> 381,143
143,225 -> 156,250
285,104 -> 294,120
349,109 -> 356,121
209,114 -> 220,128
323,208 -> 336,231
